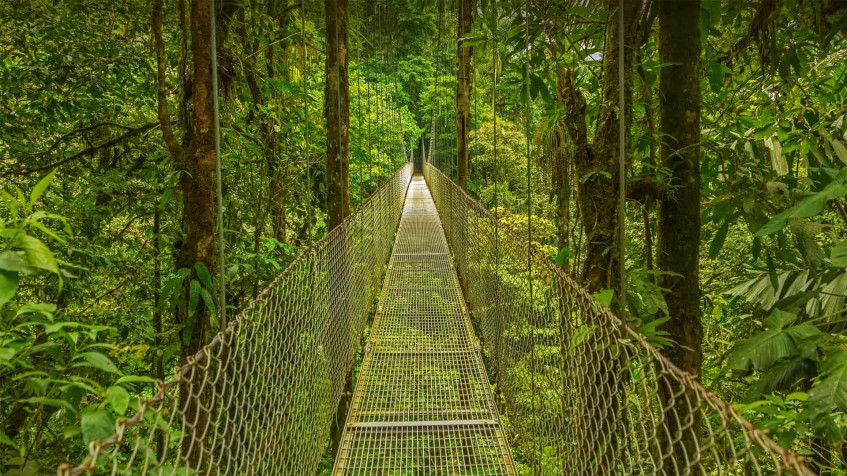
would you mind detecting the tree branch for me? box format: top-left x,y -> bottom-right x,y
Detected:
4,122 -> 160,177
153,0 -> 184,158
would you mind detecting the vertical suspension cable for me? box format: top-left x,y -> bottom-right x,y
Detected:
617,0 -> 627,318
473,58 -> 477,184
492,22 -> 503,383
367,72 -> 373,190
378,3 -> 385,181
429,0 -> 444,165
355,6 -> 365,195
522,0 -> 539,472
300,0 -> 313,243
209,0 -> 227,329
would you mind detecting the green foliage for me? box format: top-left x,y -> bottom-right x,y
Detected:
2,0 -> 847,471
0,174 -> 152,468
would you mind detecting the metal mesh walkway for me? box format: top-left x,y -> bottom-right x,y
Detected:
333,175 -> 516,475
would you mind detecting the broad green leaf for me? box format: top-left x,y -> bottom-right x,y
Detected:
73,351 -> 118,373
194,262 -> 213,288
0,269 -> 18,308
188,280 -> 200,316
115,375 -> 157,385
19,397 -> 77,414
200,289 -> 216,315
830,139 -> 847,165
708,61 -> 723,93
592,289 -> 614,308
43,321 -> 112,334
756,181 -> 847,236
106,385 -> 130,415
18,235 -> 59,274
552,247 -> 572,267
709,221 -> 729,258
786,392 -> 808,402
0,429 -> 17,449
808,363 -> 847,416
750,358 -> 814,397
0,251 -> 30,273
831,240 -> 847,267
29,170 -> 56,206
765,137 -> 787,175
81,407 -> 115,444
764,309 -> 798,329
728,328 -> 796,371
767,253 -> 779,291
15,302 -> 56,319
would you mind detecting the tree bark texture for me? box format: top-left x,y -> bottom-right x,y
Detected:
565,0 -> 639,300
324,0 -> 353,457
325,0 -> 350,229
657,0 -> 704,468
456,0 -> 474,190
153,0 -> 219,465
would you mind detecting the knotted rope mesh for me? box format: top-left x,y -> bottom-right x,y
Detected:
59,164 -> 413,475
423,163 -> 812,475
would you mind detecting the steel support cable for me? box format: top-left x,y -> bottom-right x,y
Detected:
617,0 -> 627,318
354,7 -> 365,195
210,0 -> 227,329
429,0 -> 444,165
377,2 -> 384,183
521,0 -> 539,472
491,27 -> 503,381
301,0 -> 313,242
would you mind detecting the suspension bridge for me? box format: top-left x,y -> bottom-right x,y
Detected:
57,163 -> 813,475
51,0 -> 819,474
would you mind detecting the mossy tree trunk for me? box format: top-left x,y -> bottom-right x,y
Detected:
456,0 -> 474,190
657,0 -> 703,470
557,1 -> 641,472
153,0 -> 219,465
325,0 -> 350,230
324,0 -> 352,458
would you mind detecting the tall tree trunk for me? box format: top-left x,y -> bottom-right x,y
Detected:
180,0 -> 217,360
324,0 -> 352,457
325,0 -> 350,229
456,0 -> 474,190
575,0 -> 637,299
153,0 -> 218,466
657,0 -> 703,471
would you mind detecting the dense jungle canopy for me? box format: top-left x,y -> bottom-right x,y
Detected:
2,0 -> 847,474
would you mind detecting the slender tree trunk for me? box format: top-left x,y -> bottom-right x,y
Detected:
325,0 -> 350,229
657,0 -> 703,471
152,206 -> 164,382
324,0 -> 352,457
552,74 -> 571,272
575,0 -> 637,298
152,205 -> 166,459
180,0 -> 217,359
153,0 -> 218,466
456,0 -> 474,190
642,204 -> 654,273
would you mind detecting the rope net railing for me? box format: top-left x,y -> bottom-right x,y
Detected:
59,164 -> 413,476
422,163 -> 813,476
